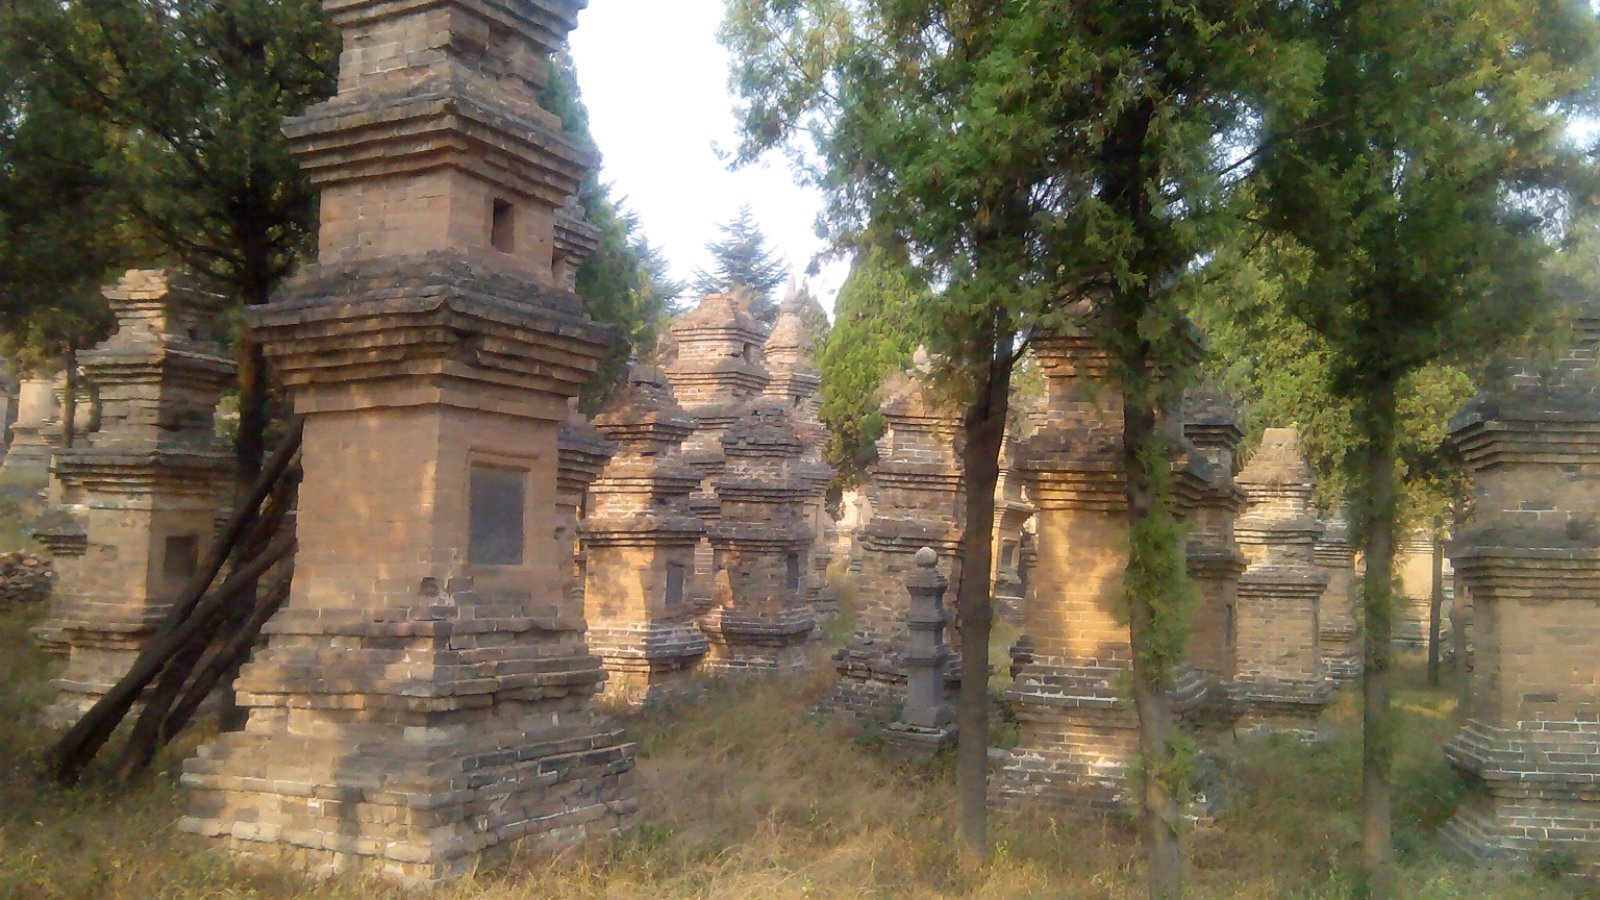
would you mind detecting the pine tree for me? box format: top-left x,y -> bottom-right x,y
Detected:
1255,1 -> 1600,892
690,205 -> 789,323
0,6 -> 120,379
816,243 -> 924,483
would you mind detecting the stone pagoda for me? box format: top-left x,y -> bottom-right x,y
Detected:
823,352 -> 965,720
1232,428 -> 1332,738
1180,387 -> 1249,720
661,292 -> 771,604
991,444 -> 1035,624
583,365 -> 708,706
761,293 -> 836,619
37,270 -> 234,725
1441,300 -> 1600,879
701,399 -> 824,673
179,1 -> 635,883
1314,511 -> 1361,682
992,329 -> 1206,813
557,400 -> 616,606
1,370 -> 62,486
1394,525 -> 1452,648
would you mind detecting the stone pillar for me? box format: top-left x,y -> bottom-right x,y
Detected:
761,293 -> 837,619
1233,428 -> 1332,738
882,547 -> 956,760
992,332 -> 1206,813
1180,387 -> 1248,720
179,2 -> 634,884
1315,512 -> 1361,682
1441,303 -> 1600,878
700,400 -> 823,674
662,292 -> 771,606
1,372 -> 62,486
36,270 -> 234,725
583,365 -> 708,706
558,402 -> 616,607
821,354 -> 964,719
990,450 -> 1034,625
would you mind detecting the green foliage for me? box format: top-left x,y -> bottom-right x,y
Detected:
541,54 -> 680,410
1257,0 -> 1600,406
0,6 -> 122,368
690,205 -> 789,324
10,0 -> 339,306
816,244 -> 924,483
1192,240 -> 1477,527
1119,438 -> 1196,686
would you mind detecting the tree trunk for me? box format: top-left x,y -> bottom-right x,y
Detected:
955,319 -> 1013,864
1427,516 -> 1444,688
1123,377 -> 1184,899
1358,379 -> 1399,898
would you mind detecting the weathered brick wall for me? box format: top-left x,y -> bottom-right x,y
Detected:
1441,302 -> 1600,879
1314,513 -> 1361,682
992,331 -> 1206,814
1232,428 -> 1332,739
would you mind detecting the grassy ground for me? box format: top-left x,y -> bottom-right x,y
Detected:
1,597 -> 1589,898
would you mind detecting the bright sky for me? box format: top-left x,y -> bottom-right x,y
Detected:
568,1 -> 850,316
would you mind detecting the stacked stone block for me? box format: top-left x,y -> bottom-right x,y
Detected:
823,354 -> 964,720
179,1 -> 635,883
1233,428 -> 1332,738
37,270 -> 235,725
992,331 -> 1206,813
662,292 -> 770,605
700,400 -> 824,673
583,365 -> 708,706
1441,302 -> 1600,879
1315,511 -> 1361,682
1180,387 -> 1249,720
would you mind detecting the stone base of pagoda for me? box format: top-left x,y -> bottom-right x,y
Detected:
178,606 -> 637,887
819,644 -> 961,722
696,606 -> 815,674
1321,625 -> 1362,683
1233,676 -> 1334,741
991,658 -> 1207,816
0,425 -> 54,487
1441,720 -> 1600,880
1393,596 -> 1447,649
590,621 -> 709,708
182,724 -> 637,886
882,721 -> 956,762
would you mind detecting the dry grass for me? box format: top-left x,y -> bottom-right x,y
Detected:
0,597 -> 1589,899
